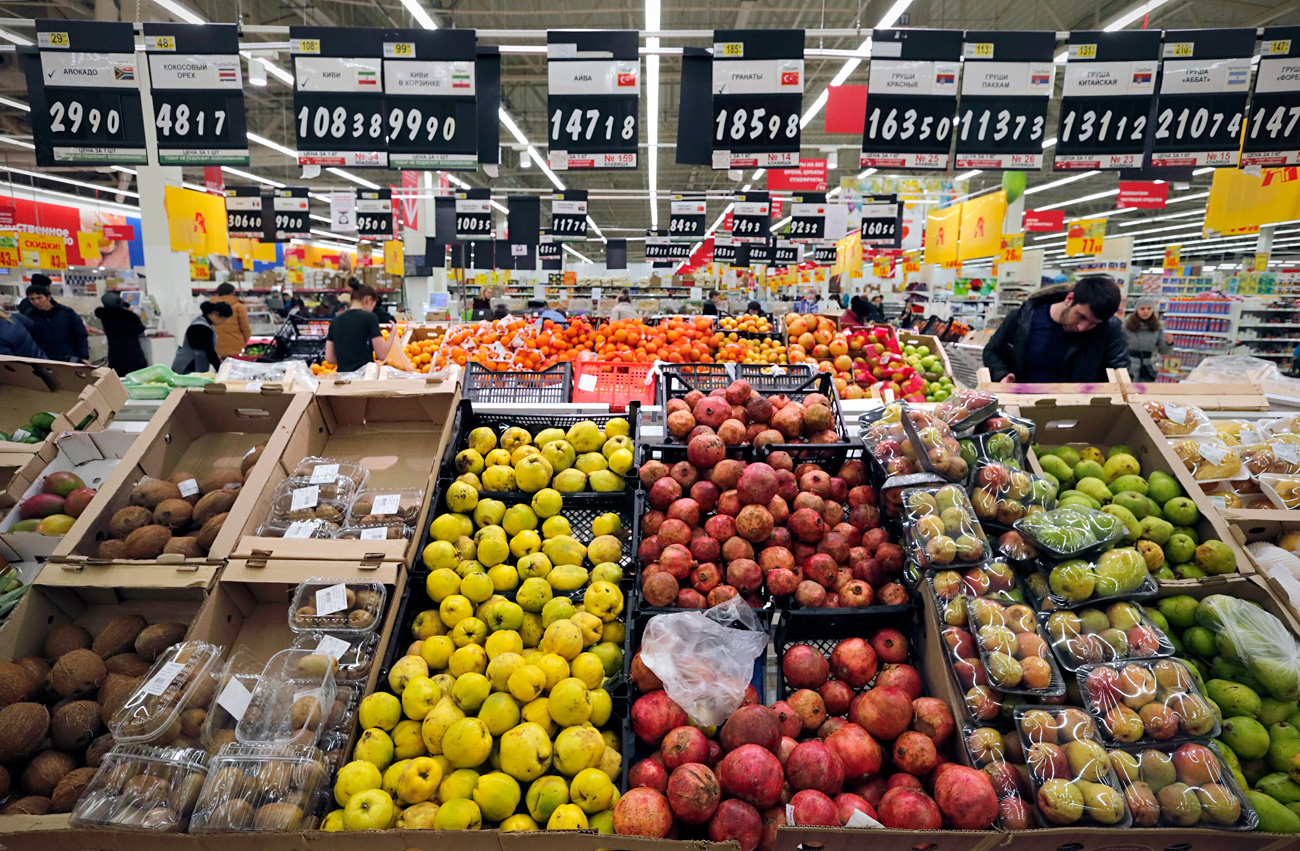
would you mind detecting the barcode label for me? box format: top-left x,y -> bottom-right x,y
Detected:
310,463 -> 340,484
178,478 -> 200,497
284,520 -> 319,539
216,677 -> 253,720
316,634 -> 352,659
291,486 -> 320,511
371,493 -> 401,515
315,583 -> 349,615
360,527 -> 388,540
142,661 -> 188,696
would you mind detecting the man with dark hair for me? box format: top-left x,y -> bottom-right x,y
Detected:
325,283 -> 392,372
21,280 -> 90,364
702,290 -> 723,316
983,276 -> 1128,383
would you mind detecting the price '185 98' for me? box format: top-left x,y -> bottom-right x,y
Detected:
714,108 -> 799,142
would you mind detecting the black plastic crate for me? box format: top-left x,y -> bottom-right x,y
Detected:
632,440 -> 755,489
773,605 -> 922,702
659,363 -> 732,398
463,361 -> 573,404
735,362 -> 818,392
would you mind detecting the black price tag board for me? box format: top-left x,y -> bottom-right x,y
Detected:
731,191 -> 770,243
551,190 -> 589,241
384,28 -> 479,170
774,240 -> 800,265
1244,29 -> 1300,167
291,26 -> 387,168
713,236 -> 738,265
737,240 -> 771,268
144,23 -> 248,165
22,20 -> 147,166
646,230 -> 691,260
270,187 -> 310,240
546,30 -> 639,170
1150,29 -> 1255,168
455,188 -> 493,240
813,243 -> 837,266
788,192 -> 826,243
356,189 -> 393,238
711,29 -> 805,170
860,195 -> 903,248
225,186 -> 264,238
669,195 -> 706,240
861,29 -> 961,170
955,31 -> 1055,170
1054,31 -> 1161,171
538,232 -> 562,260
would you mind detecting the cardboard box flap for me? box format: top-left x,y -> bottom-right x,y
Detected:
317,378 -> 461,398
773,825 -> 1000,851
37,560 -> 220,588
221,557 -> 400,586
502,834 -> 733,851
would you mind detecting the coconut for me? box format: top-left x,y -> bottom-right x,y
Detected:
135,623 -> 187,662
43,624 -> 91,663
51,699 -> 103,751
50,649 -> 107,698
91,615 -> 147,659
51,767 -> 97,813
0,662 -> 36,706
0,703 -> 50,762
22,750 -> 75,797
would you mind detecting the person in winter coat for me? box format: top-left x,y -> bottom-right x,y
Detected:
1124,296 -> 1174,382
211,283 -> 252,359
0,310 -> 46,358
21,282 -> 89,363
172,301 -> 231,374
609,290 -> 637,322
983,277 -> 1128,383
95,292 -> 148,375
841,295 -> 874,328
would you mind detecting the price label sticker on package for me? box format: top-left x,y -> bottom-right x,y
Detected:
315,635 -> 352,660
291,486 -> 320,511
316,583 -> 349,615
360,527 -> 389,540
216,677 -> 253,720
577,373 -> 599,392
371,493 -> 402,515
284,520 -> 319,539
1277,443 -> 1300,465
142,661 -> 188,696
178,478 -> 200,497
310,463 -> 340,484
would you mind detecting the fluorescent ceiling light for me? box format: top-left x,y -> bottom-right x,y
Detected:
222,166 -> 285,188
326,167 -> 380,190
876,0 -> 916,29
771,216 -> 792,232
0,28 -> 32,46
646,0 -> 661,232
310,214 -> 329,223
311,228 -> 359,243
587,217 -> 606,243
0,96 -> 30,113
858,168 -> 876,178
1042,137 -> 1057,149
1024,170 -> 1099,196
800,90 -> 829,129
752,169 -> 766,181
1105,0 -> 1173,32
0,136 -> 35,149
152,0 -> 205,25
955,170 -> 982,181
248,57 -> 267,86
1037,188 -> 1119,212
247,132 -> 297,158
0,178 -> 139,217
399,0 -> 439,30
1193,167 -> 1215,176
1,165 -> 139,198
564,244 -> 593,263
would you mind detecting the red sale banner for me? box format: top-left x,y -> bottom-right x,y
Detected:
1024,210 -> 1065,232
103,224 -> 135,241
766,159 -> 828,192
1118,181 -> 1168,209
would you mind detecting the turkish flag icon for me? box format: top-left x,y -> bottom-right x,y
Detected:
781,71 -> 800,86
617,73 -> 636,87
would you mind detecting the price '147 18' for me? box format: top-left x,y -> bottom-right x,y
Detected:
550,108 -> 635,143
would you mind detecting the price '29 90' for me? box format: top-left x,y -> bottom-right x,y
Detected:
50,100 -> 120,136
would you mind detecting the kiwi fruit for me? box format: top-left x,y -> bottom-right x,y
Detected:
51,699 -> 102,751
128,480 -> 183,510
207,798 -> 254,830
85,733 -> 116,767
43,623 -> 92,663
92,615 -> 148,659
179,707 -> 207,738
96,539 -> 127,560
0,702 -> 50,762
108,505 -> 154,540
154,499 -> 193,530
21,749 -> 75,797
50,649 -> 107,699
254,801 -> 302,830
0,662 -> 36,706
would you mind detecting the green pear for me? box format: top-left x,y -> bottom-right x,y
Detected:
1247,790 -> 1300,833
1147,470 -> 1183,505
1075,459 -> 1106,483
1101,504 -> 1142,542
1077,477 -> 1113,506
1268,723 -> 1300,773
1254,658 -> 1300,702
1208,680 -> 1263,719
1138,515 -> 1173,546
1258,773 -> 1300,804
1262,698 -> 1300,728
1107,444 -> 1136,459
1109,474 -> 1149,496
1196,539 -> 1238,575
1113,491 -> 1150,519
1166,533 -> 1197,564
1222,716 -> 1270,759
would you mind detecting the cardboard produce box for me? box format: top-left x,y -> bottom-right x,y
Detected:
899,331 -> 955,380
228,381 -> 460,566
1,431 -> 137,565
1015,397 -> 1251,580
1119,374 -> 1269,411
45,390 -> 310,583
0,357 -> 127,467
977,367 -> 1128,408
1227,515 -> 1300,629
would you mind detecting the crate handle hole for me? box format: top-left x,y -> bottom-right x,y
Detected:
1044,420 -> 1078,429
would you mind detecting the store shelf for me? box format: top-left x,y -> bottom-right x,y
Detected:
1172,346 -> 1230,353
1240,324 -> 1300,329
1162,311 -> 1234,319
1242,338 -> 1300,344
1242,307 -> 1300,312
1168,330 -> 1232,337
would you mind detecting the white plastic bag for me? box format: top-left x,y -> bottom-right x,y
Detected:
640,597 -> 770,726
1198,594 -> 1300,700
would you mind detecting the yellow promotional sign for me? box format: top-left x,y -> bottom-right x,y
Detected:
924,203 -> 962,267
384,239 -> 404,275
1163,245 -> 1181,269
942,258 -> 962,270
77,231 -> 102,264
958,190 -> 1006,261
165,185 -> 229,254
1065,219 -> 1106,256
1000,234 -> 1024,264
18,233 -> 67,270
833,230 -> 863,276
1255,252 -> 1270,272
903,251 -> 922,274
0,231 -> 18,268
1204,167 -> 1300,236
873,255 -> 894,278
189,254 -> 211,280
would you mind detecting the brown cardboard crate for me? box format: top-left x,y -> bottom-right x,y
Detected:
228,380 -> 460,566
1227,515 -> 1300,629
0,357 -> 127,466
976,367 -> 1128,408
1119,374 -> 1270,411
45,389 -> 310,580
899,331 -> 955,379
1015,397 -> 1252,577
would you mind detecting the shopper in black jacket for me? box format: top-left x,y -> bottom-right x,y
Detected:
20,282 -> 89,364
95,292 -> 148,375
0,311 -> 46,358
982,278 -> 1128,383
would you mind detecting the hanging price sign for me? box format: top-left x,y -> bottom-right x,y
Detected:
291,26 -> 386,168
861,29 -> 961,170
669,195 -> 706,240
145,22 -> 248,165
860,195 -> 903,248
712,29 -> 805,170
270,187 -> 310,241
955,31 -> 1055,170
551,190 -> 589,241
456,188 -> 493,241
547,30 -> 640,169
225,186 -> 264,238
1150,28 -> 1255,168
1054,30 -> 1160,171
787,192 -> 826,243
356,188 -> 393,238
384,28 -> 479,169
731,191 -> 770,244
1243,28 -> 1300,167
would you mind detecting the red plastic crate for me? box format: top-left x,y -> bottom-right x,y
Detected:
572,361 -> 656,407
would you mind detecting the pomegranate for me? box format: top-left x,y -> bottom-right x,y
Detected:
718,419 -> 747,445
825,722 -> 884,781
887,773 -> 925,792
688,433 -> 726,468
830,637 -> 878,688
794,580 -> 827,607
709,798 -> 763,851
819,679 -> 855,717
717,744 -> 784,809
642,571 -> 679,607
893,730 -> 940,776
787,688 -> 828,733
659,544 -> 693,580
670,460 -> 700,490
871,628 -> 909,664
720,703 -> 782,753
613,787 -> 675,837
642,509 -> 666,537
661,726 -> 710,769
689,535 -> 721,564
790,789 -> 839,826
677,588 -> 707,608
735,504 -> 775,543
712,458 -> 746,489
737,463 -> 779,506
657,518 -> 692,548
767,494 -> 790,526
691,480 -> 720,512
854,776 -> 889,808
759,807 -> 787,851
648,476 -> 682,510
912,697 -> 956,746
789,508 -> 826,543
786,739 -> 845,796
877,788 -> 943,830
721,536 -> 754,562
800,469 -> 833,498
775,736 -> 798,768
630,652 -> 663,692
667,762 -> 721,824
717,490 -> 742,517
782,644 -> 829,690
848,686 -> 912,741
834,792 -> 878,826
704,514 -> 736,542
771,701 -> 801,738
629,757 -> 669,792
631,690 -> 689,746
933,766 -> 999,830
640,460 -> 671,489
638,537 -> 663,566
875,664 -> 924,701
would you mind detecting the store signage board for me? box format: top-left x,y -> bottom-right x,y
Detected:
291,26 -> 387,168
1024,209 -> 1065,231
356,188 -> 394,238
551,190 -> 589,241
383,28 -> 479,170
270,187 -> 311,241
21,20 -> 148,166
861,29 -> 962,170
711,29 -> 806,170
739,239 -> 772,268
813,243 -> 837,266
225,185 -> 264,238
954,31 -> 1056,170
713,236 -> 738,264
1066,218 -> 1106,256
669,195 -> 706,240
546,30 -> 639,170
766,159 -> 828,191
455,188 -> 493,241
1150,28 -> 1255,168
646,230 -> 691,260
1242,27 -> 1300,167
1054,30 -> 1161,170
144,23 -> 249,165
787,192 -> 826,243
774,240 -> 800,265
1118,181 -> 1168,208
860,195 -> 903,249
538,232 -> 562,261
731,191 -> 771,244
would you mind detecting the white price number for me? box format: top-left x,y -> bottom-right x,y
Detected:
50,101 -> 121,136
1249,105 -> 1300,142
714,108 -> 799,142
1155,106 -> 1241,142
866,107 -> 952,143
733,218 -> 763,235
276,214 -> 305,230
788,220 -> 819,235
550,108 -> 635,142
1060,108 -> 1148,144
155,103 -> 226,138
553,217 -> 586,233
669,218 -> 699,233
863,220 -> 895,238
457,216 -> 490,232
357,215 -> 389,232
958,108 -> 1044,143
297,105 -> 384,140
228,212 -> 261,229
388,107 -> 457,142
